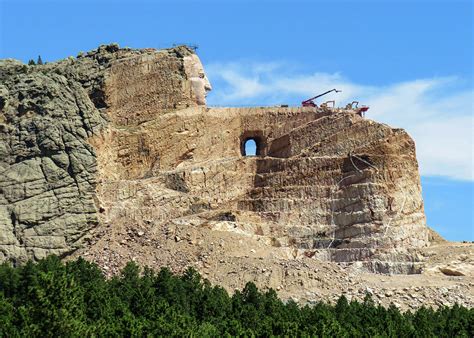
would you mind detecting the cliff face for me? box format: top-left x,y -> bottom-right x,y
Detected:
1,44 -> 429,273
0,45 -> 199,261
0,53 -> 106,261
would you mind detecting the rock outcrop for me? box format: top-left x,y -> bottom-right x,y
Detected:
0,44 -> 441,272
0,45 -> 201,261
3,44 -> 473,310
0,55 -> 106,261
0,44 -> 430,268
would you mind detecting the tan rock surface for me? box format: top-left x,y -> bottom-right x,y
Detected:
1,44 -> 472,309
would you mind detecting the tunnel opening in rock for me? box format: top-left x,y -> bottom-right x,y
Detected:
241,131 -> 265,157
243,138 -> 258,156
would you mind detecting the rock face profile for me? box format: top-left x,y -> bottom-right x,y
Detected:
1,44 -> 472,309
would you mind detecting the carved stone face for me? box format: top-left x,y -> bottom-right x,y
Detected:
183,54 -> 212,105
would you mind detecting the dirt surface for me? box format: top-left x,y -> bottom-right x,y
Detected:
71,219 -> 473,311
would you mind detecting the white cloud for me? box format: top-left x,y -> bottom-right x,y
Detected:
205,61 -> 473,181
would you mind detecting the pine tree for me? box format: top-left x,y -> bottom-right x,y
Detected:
37,55 -> 43,65
28,59 -> 35,65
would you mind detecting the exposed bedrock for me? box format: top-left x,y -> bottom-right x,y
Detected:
1,44 -> 431,273
0,45 -> 200,262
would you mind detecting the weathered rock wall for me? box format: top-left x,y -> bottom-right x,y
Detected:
0,57 -> 107,261
0,45 -> 199,262
92,107 -> 428,272
1,44 -> 430,273
104,47 -> 202,125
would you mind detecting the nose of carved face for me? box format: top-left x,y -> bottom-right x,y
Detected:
204,76 -> 212,93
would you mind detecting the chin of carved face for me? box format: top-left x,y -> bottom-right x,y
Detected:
184,55 -> 212,106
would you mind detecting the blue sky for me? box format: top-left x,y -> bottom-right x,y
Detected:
1,0 -> 472,241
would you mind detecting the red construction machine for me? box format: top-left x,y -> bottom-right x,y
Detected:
346,101 -> 370,117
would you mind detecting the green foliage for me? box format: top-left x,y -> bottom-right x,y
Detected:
36,55 -> 43,65
27,59 -> 35,65
0,256 -> 472,337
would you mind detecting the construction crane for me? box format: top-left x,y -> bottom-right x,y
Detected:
302,89 -> 341,107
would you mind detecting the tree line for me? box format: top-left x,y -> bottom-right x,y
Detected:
28,55 -> 43,65
0,256 -> 472,336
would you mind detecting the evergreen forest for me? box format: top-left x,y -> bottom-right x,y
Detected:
0,256 -> 472,337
